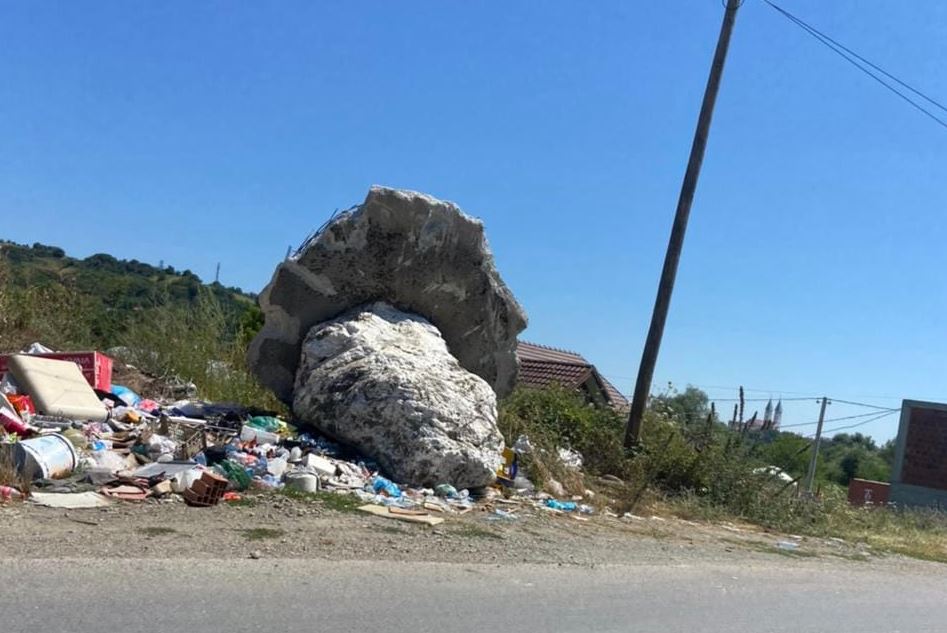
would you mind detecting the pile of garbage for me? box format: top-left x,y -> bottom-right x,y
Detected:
0,343 -> 587,518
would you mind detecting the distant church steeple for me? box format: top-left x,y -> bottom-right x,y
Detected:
773,399 -> 783,429
763,398 -> 774,426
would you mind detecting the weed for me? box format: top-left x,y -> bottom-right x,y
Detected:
119,289 -> 284,410
275,489 -> 363,513
315,492 -> 364,513
241,528 -> 285,541
499,386 -> 947,564
0,447 -> 30,497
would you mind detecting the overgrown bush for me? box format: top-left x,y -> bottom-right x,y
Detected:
498,386 -> 627,489
119,289 -> 283,411
0,256 -> 97,350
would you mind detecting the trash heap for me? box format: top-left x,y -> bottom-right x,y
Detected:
0,344 -> 497,515
0,190 -> 605,520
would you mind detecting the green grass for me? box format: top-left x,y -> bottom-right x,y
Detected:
138,526 -> 178,537
277,488 -> 364,513
241,528 -> 285,541
317,492 -> 364,513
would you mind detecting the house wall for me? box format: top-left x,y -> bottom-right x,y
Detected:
890,399 -> 947,507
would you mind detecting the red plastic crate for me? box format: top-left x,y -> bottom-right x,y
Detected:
0,351 -> 113,391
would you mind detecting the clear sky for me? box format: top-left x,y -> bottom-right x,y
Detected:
2,1 -> 945,441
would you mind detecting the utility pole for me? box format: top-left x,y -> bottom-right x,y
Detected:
804,397 -> 830,494
624,0 -> 743,448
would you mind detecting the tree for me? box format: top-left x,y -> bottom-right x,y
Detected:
650,385 -> 711,426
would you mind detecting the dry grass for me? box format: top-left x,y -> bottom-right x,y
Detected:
665,489 -> 947,563
0,446 -> 31,498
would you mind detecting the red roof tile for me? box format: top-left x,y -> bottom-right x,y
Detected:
516,341 -> 629,409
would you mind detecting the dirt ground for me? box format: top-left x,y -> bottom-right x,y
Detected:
0,490 -> 910,567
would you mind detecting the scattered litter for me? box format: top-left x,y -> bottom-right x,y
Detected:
183,471 -> 228,507
0,485 -> 24,502
545,499 -> 577,512
8,355 -> 108,421
435,483 -> 458,498
284,470 -> 319,493
100,485 -> 150,502
16,433 -> 78,479
357,504 -> 444,526
486,508 -> 518,521
0,342 -> 565,524
776,540 -> 800,551
30,491 -> 111,509
372,475 -> 402,498
557,447 -> 583,470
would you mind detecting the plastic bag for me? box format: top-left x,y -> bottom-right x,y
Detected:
110,385 -> 142,407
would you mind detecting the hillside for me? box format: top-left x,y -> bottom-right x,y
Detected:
0,240 -> 257,349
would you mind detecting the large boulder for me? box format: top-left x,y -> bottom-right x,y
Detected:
249,186 -> 527,404
293,302 -> 504,489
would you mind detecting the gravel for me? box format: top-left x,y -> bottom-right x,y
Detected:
0,492 -> 903,566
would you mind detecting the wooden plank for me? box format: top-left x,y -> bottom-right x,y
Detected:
357,504 -> 444,526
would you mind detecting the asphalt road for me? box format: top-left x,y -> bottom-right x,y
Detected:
1,558 -> 944,632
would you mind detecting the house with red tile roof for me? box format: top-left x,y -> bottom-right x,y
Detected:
515,341 -> 629,410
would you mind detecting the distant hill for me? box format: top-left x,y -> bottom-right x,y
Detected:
0,240 -> 257,347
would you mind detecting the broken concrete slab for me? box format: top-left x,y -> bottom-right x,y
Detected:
249,186 -> 527,403
293,302 -> 504,489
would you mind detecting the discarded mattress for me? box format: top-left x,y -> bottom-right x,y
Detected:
8,354 -> 108,422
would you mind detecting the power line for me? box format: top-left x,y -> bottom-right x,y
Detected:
829,398 -> 901,411
707,396 -> 817,403
762,0 -> 947,131
805,409 -> 898,437
780,408 -> 898,430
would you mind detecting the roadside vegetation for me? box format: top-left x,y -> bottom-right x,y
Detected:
0,243 -> 281,411
499,385 -> 947,563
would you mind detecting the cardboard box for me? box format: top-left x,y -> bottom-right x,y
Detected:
0,351 -> 113,391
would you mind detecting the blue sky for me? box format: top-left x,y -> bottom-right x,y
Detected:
2,1 -> 945,441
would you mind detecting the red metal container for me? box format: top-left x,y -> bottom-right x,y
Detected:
848,478 -> 890,507
0,351 -> 113,391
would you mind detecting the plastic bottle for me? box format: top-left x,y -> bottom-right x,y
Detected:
545,499 -> 577,512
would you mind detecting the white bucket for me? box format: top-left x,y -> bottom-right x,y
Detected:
284,470 -> 319,493
16,433 -> 79,480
